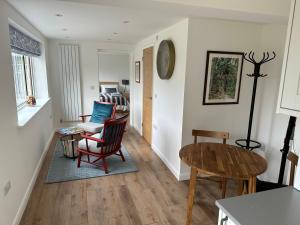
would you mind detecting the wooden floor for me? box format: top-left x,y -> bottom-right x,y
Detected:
20,128 -> 237,225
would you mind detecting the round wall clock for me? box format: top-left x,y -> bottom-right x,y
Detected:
156,40 -> 175,80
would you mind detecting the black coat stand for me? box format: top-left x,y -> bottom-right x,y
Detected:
256,116 -> 296,191
278,116 -> 296,184
236,51 -> 276,150
234,52 -> 297,190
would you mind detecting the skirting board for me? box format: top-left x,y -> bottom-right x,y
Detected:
151,144 -> 183,181
12,131 -> 55,225
179,172 -> 191,181
132,128 -> 189,181
133,124 -> 143,136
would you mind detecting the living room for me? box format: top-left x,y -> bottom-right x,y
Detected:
1,0 -> 300,225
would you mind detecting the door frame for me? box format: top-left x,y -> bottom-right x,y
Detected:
142,45 -> 154,145
97,49 -> 133,126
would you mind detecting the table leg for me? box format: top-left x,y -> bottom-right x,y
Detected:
248,177 -> 257,194
241,181 -> 248,195
186,167 -> 198,225
248,178 -> 253,194
250,176 -> 256,193
71,134 -> 75,161
221,178 -> 227,199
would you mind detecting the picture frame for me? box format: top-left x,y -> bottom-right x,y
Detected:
203,51 -> 244,105
135,61 -> 140,83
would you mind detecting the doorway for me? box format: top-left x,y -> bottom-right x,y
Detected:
142,47 -> 153,144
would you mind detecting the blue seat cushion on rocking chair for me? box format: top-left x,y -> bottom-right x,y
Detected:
90,101 -> 114,124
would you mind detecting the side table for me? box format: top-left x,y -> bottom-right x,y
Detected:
56,127 -> 84,160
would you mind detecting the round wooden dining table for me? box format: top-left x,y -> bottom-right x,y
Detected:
179,142 -> 267,225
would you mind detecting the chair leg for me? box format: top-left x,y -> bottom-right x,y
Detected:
221,178 -> 227,199
237,180 -> 244,196
219,181 -> 223,189
102,157 -> 109,174
77,152 -> 82,168
119,149 -> 125,162
85,138 -> 90,162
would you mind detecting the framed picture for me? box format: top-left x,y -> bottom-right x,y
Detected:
135,61 -> 140,83
203,51 -> 244,105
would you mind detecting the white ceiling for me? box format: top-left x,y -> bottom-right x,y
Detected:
7,0 -> 291,44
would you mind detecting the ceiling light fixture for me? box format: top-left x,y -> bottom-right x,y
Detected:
55,13 -> 63,17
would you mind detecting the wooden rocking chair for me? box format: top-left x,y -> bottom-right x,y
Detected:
77,114 -> 128,173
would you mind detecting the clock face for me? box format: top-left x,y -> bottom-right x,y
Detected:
157,40 -> 175,80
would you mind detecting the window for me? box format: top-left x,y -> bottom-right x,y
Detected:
11,52 -> 35,109
9,25 -> 50,126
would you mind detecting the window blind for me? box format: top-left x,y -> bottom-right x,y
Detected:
9,25 -> 41,56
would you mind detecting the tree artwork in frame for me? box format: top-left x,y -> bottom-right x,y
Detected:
135,61 -> 140,83
203,51 -> 244,105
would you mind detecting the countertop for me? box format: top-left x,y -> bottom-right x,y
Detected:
216,187 -> 300,225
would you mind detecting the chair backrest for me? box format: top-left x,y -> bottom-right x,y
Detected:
287,151 -> 299,186
100,114 -> 129,155
90,101 -> 116,123
192,129 -> 229,144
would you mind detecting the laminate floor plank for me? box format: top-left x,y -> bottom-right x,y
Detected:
20,128 -> 237,225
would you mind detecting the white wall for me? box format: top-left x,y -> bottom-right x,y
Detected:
180,18 -> 264,177
133,19 -> 189,178
98,53 -> 130,92
0,1 -> 53,225
48,40 -> 133,126
132,17 -> 291,181
181,20 -> 291,181
256,24 -> 290,182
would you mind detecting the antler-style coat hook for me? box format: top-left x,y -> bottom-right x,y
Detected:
244,51 -> 276,78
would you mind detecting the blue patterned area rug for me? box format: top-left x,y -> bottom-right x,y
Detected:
46,141 -> 138,183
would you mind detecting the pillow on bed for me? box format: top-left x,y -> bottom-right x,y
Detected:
104,88 -> 118,94
100,84 -> 119,93
111,92 -> 121,97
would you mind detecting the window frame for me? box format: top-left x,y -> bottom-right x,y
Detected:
11,52 -> 35,110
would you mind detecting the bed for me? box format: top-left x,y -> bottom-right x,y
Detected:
99,81 -> 129,112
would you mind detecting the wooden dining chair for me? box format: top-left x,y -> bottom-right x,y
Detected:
287,151 -> 299,186
255,151 -> 298,193
192,129 -> 230,199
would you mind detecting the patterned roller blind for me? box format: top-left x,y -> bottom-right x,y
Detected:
9,25 -> 41,56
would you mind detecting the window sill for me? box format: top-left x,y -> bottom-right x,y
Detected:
18,98 -> 51,127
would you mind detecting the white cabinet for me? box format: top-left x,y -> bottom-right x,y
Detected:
218,210 -> 237,225
277,0 -> 300,116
